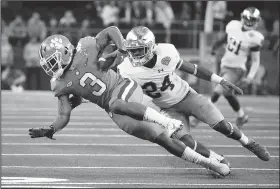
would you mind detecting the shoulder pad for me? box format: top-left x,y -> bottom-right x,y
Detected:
226,20 -> 241,33
76,36 -> 95,53
50,78 -> 66,97
157,43 -> 181,67
248,31 -> 264,46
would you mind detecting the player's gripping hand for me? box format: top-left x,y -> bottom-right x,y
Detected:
69,94 -> 82,109
29,126 -> 55,140
238,77 -> 252,89
220,79 -> 243,94
103,49 -> 127,67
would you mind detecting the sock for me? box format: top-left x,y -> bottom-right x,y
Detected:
224,95 -> 242,115
209,150 -> 224,161
181,146 -> 210,167
180,135 -> 211,158
237,108 -> 245,118
143,107 -> 171,127
211,92 -> 220,103
238,133 -> 249,146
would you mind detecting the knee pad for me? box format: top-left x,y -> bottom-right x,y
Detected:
179,134 -> 197,151
213,120 -> 233,136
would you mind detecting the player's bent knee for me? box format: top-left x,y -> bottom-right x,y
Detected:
110,99 -> 127,115
213,120 -> 233,136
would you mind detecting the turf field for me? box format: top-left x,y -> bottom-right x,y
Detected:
1,91 -> 279,188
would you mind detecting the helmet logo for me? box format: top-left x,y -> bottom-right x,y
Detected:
50,37 -> 63,50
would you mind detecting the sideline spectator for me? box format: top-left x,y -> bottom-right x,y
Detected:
100,1 -> 119,27
212,1 -> 228,31
1,34 -> 14,72
59,10 -> 77,27
48,16 -> 58,35
78,18 -> 91,39
118,1 -> 132,25
59,10 -> 76,44
27,12 -> 47,42
8,15 -> 28,47
154,1 -> 174,43
23,37 -> 41,90
2,65 -> 26,92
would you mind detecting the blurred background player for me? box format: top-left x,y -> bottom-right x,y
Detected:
192,7 -> 264,129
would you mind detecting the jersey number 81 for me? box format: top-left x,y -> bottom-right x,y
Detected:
228,36 -> 242,55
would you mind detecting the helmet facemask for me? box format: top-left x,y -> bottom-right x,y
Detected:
126,41 -> 155,67
39,36 -> 73,78
241,8 -> 260,30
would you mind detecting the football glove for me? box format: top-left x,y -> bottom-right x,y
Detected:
220,79 -> 244,95
238,77 -> 253,89
69,94 -> 82,109
29,126 -> 55,140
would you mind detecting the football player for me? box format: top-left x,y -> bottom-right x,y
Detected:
28,26 -> 230,177
207,7 -> 264,128
117,26 -> 270,162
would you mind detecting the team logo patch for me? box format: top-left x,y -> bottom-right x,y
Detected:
66,81 -> 73,87
161,56 -> 171,65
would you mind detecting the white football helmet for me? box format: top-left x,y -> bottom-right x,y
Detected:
241,7 -> 261,31
125,26 -> 156,67
39,34 -> 75,78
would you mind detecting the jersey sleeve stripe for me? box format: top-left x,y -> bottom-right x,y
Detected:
117,79 -> 131,99
124,80 -> 138,101
250,45 -> 261,52
175,59 -> 183,69
118,78 -> 137,101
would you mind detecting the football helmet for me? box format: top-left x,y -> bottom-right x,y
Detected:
125,26 -> 155,67
241,7 -> 261,31
39,34 -> 75,78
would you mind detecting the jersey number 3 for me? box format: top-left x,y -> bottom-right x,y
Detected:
80,73 -> 106,96
142,75 -> 174,98
228,36 -> 242,55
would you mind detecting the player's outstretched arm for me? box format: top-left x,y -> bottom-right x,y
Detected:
29,94 -> 72,139
178,61 -> 243,94
239,47 -> 261,88
211,33 -> 227,54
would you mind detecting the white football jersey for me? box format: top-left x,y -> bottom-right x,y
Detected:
221,20 -> 264,70
118,43 -> 189,108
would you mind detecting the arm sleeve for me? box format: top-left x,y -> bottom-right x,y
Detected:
95,26 -> 126,52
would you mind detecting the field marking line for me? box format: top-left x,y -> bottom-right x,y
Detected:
2,143 -> 279,148
2,134 -> 279,139
2,154 -> 279,158
0,183 -> 279,187
2,166 -> 279,171
2,128 -> 279,133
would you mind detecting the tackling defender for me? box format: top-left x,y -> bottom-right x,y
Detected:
29,26 -> 230,176
195,7 -> 264,128
117,25 -> 270,162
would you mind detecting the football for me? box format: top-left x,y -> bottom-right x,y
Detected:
98,43 -> 118,71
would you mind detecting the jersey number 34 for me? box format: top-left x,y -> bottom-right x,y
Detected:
142,75 -> 174,98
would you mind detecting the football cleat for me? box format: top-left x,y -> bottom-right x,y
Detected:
236,114 -> 249,129
243,139 -> 270,161
204,159 -> 231,178
166,119 -> 183,138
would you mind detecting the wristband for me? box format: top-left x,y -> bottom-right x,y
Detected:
210,74 -> 223,84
